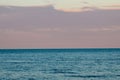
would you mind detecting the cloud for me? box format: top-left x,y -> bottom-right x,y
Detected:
44,0 -> 120,12
102,4 -> 120,10
0,0 -> 120,12
0,6 -> 120,30
34,28 -> 62,32
53,6 -> 98,12
0,6 -> 120,48
80,26 -> 120,32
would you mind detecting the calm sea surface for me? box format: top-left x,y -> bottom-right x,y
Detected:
0,48 -> 120,80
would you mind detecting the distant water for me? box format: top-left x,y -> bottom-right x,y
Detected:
0,48 -> 120,80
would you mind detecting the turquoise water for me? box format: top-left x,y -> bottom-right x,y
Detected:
0,48 -> 120,80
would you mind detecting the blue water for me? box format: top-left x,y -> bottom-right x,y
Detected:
0,48 -> 120,80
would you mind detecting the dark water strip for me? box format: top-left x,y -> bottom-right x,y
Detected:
0,48 -> 120,53
66,74 -> 120,78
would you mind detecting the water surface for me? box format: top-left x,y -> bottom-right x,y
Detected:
0,48 -> 120,80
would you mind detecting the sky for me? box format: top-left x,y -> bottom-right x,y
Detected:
0,0 -> 120,48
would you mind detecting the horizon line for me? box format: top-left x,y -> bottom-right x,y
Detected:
0,48 -> 120,50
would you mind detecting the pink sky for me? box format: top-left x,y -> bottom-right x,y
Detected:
0,6 -> 120,48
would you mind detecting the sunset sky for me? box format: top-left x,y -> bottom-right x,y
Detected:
0,0 -> 120,48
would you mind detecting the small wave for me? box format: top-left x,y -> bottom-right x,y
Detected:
40,69 -> 77,74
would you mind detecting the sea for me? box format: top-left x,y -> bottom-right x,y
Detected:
0,48 -> 120,80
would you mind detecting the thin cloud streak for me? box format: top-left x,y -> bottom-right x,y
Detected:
80,26 -> 120,32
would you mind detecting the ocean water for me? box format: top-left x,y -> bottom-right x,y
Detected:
0,48 -> 120,80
